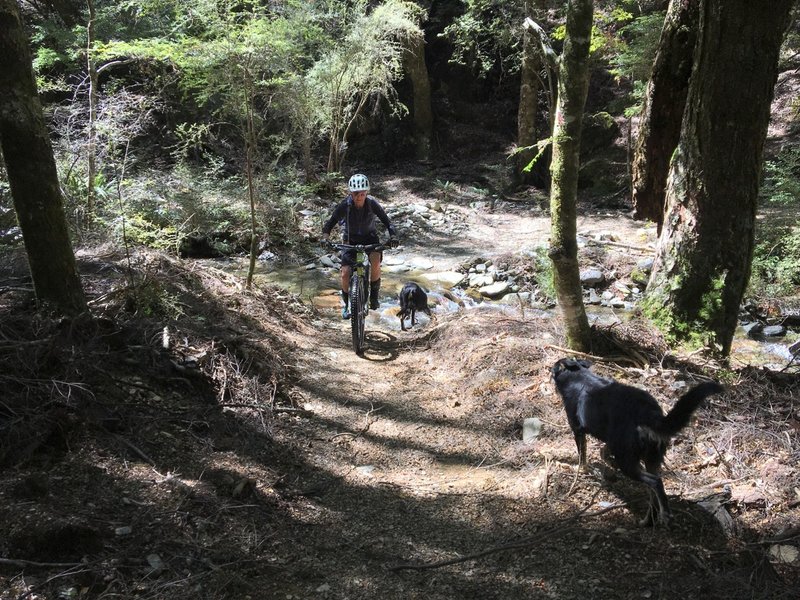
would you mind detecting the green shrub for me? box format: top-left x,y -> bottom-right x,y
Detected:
749,225 -> 800,299
750,145 -> 800,299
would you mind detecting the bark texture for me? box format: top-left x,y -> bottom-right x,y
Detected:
0,0 -> 86,315
644,0 -> 793,355
548,0 -> 593,352
515,0 -> 542,184
403,31 -> 433,161
631,0 -> 698,230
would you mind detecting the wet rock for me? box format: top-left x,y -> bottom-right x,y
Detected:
423,271 -> 466,288
762,325 -> 787,338
469,273 -> 494,287
479,281 -> 511,299
408,258 -> 434,270
385,263 -> 413,273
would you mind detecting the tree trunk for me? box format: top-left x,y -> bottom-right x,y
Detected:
0,0 -> 87,315
548,0 -> 593,352
630,0 -> 698,231
243,67 -> 258,291
86,0 -> 98,219
643,0 -> 793,356
515,0 -> 543,185
403,31 -> 433,161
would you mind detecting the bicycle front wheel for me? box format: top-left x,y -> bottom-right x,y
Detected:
349,274 -> 365,355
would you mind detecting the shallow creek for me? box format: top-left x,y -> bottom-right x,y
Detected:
205,255 -> 798,369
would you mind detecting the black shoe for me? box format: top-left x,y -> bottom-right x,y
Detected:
369,279 -> 381,310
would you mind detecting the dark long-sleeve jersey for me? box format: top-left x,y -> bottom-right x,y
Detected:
322,195 -> 396,242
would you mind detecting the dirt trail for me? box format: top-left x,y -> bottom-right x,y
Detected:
256,196 -> 798,599
1,192 -> 797,600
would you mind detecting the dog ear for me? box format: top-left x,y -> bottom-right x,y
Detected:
552,358 -> 573,376
555,358 -> 592,372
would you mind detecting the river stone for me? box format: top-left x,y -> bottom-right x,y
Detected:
424,271 -> 466,288
409,258 -> 434,270
469,273 -> 494,287
383,255 -> 406,266
762,325 -> 787,337
580,268 -> 604,286
614,281 -> 631,295
522,418 -> 543,443
610,298 -> 626,308
385,263 -> 412,273
320,255 -> 337,268
479,281 -> 511,299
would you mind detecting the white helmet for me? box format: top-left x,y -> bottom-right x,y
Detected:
348,173 -> 370,192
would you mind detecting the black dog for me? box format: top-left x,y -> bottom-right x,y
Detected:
551,358 -> 723,525
398,282 -> 432,331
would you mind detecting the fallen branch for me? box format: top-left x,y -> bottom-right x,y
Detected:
0,557 -> 82,568
387,496 -> 624,571
586,238 -> 652,253
110,432 -> 156,466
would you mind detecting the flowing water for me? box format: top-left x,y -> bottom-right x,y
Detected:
206,256 -> 798,369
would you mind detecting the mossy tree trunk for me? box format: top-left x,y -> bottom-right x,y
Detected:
643,0 -> 793,356
548,0 -> 593,352
515,0 -> 544,185
0,0 -> 86,316
403,30 -> 433,161
631,0 -> 698,231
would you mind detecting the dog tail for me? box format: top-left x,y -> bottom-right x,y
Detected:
658,382 -> 723,437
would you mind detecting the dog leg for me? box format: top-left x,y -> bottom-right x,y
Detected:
574,432 -> 588,472
638,471 -> 672,526
410,308 -> 416,327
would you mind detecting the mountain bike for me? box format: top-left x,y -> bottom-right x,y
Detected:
327,240 -> 392,355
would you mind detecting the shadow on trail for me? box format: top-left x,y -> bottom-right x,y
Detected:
360,331 -> 400,362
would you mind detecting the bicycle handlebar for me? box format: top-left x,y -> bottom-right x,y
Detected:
325,240 -> 395,252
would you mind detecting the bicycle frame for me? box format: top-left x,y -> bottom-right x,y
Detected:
329,241 -> 387,355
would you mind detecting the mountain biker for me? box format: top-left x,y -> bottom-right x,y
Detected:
322,173 -> 397,319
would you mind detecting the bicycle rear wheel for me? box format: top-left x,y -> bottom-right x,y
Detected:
349,275 -> 365,355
